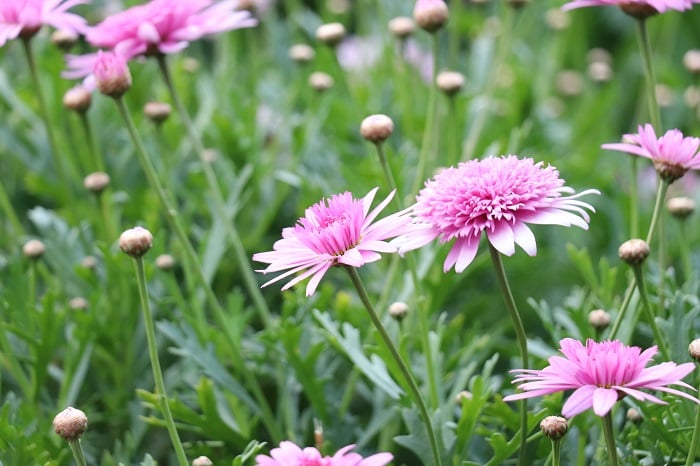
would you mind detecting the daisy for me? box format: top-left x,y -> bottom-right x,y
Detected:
562,0 -> 698,17
0,0 -> 87,47
255,441 -> 393,466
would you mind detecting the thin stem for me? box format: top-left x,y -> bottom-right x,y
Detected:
487,244 -> 529,466
601,413 -> 620,466
345,266 -> 443,466
635,19 -> 662,129
0,177 -> 22,236
630,157 -> 639,238
646,178 -> 668,244
132,257 -> 188,466
79,113 -> 105,173
631,264 -> 670,360
678,220 -> 692,282
67,438 -> 88,466
607,279 -> 636,341
684,372 -> 700,466
374,143 -> 402,210
552,439 -> 561,466
155,54 -> 272,327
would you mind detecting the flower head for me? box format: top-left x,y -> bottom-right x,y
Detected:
85,0 -> 257,59
602,124 -> 700,183
503,338 -> 699,418
253,188 -> 411,296
0,0 -> 87,46
561,0 -> 698,17
255,441 -> 393,466
393,155 -> 598,273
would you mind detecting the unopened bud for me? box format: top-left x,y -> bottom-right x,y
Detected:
540,416 -> 568,441
81,256 -> 97,269
23,239 -> 45,260
618,239 -> 649,265
689,339 -> 700,362
192,457 -> 213,466
119,227 -> 153,258
309,72 -> 334,92
436,71 -> 465,96
388,302 -> 408,321
63,86 -> 92,113
83,172 -> 111,195
315,23 -> 346,47
388,17 -> 415,39
626,407 -> 642,424
53,407 -> 88,440
289,44 -> 315,64
667,196 -> 695,219
413,0 -> 449,33
143,102 -> 172,124
360,114 -> 394,144
155,254 -> 175,271
588,309 -> 611,331
69,297 -> 89,310
455,390 -> 473,404
683,50 -> 700,74
51,29 -> 79,51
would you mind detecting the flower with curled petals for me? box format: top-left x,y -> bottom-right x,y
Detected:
562,0 -> 699,17
602,123 -> 700,183
0,0 -> 88,46
255,441 -> 393,466
85,0 -> 257,59
253,188 -> 412,296
504,338 -> 699,418
392,155 -> 599,273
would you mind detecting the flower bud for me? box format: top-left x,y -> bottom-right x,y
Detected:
192,457 -> 213,466
51,29 -> 79,51
53,407 -> 88,440
360,114 -> 394,144
309,72 -> 334,92
315,23 -> 346,47
143,101 -> 172,124
618,239 -> 649,265
155,254 -> 175,271
545,9 -> 569,30
667,196 -> 695,219
388,17 -> 415,39
455,390 -> 473,404
689,339 -> 700,362
683,50 -> 700,74
388,302 -> 409,321
540,416 -> 568,441
413,0 -> 449,33
69,297 -> 89,310
119,227 -> 153,258
289,44 -> 315,64
588,309 -> 611,331
83,172 -> 111,195
436,71 -> 465,96
626,407 -> 642,424
63,86 -> 92,113
81,256 -> 97,269
94,51 -> 132,99
23,239 -> 46,260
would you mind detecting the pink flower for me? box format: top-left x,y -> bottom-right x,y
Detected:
561,0 -> 698,16
0,0 -> 87,46
602,123 -> 700,183
392,156 -> 598,273
503,338 -> 699,418
63,46 -> 131,92
255,441 -> 393,466
253,188 -> 412,297
85,0 -> 257,59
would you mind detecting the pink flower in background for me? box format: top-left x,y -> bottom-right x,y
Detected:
392,156 -> 598,273
504,338 -> 698,418
86,0 -> 257,59
602,123 -> 700,182
253,188 -> 411,296
562,0 -> 698,15
255,441 -> 393,466
0,0 -> 87,46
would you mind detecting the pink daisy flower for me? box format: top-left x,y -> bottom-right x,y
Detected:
392,155 -> 599,273
602,124 -> 700,183
85,0 -> 257,59
561,0 -> 698,16
0,0 -> 88,47
253,188 -> 412,297
255,441 -> 393,466
503,338 -> 699,418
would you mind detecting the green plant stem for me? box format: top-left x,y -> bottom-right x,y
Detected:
630,157 -> 639,238
646,178 -> 668,244
98,193 -> 118,246
345,266 -> 443,466
679,220 -> 692,282
79,113 -> 105,173
0,177 -> 22,236
685,373 -> 700,466
630,265 -> 670,360
67,438 -> 88,466
488,244 -> 528,466
132,257 -> 189,466
635,19 -> 661,129
374,143 -> 402,209
551,439 -> 561,466
155,54 -> 272,328
601,413 -> 620,466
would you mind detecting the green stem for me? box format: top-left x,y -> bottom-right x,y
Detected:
631,265 -> 670,360
646,178 -> 668,244
488,244 -> 529,466
0,176 -> 22,236
132,257 -> 189,466
79,113 -> 105,173
374,143 -> 402,210
679,220 -> 692,282
98,193 -> 118,246
635,19 -> 662,129
345,267 -> 443,466
552,439 -> 561,466
684,373 -> 700,466
601,413 -> 620,466
630,156 -> 639,238
67,438 -> 88,466
155,54 -> 272,327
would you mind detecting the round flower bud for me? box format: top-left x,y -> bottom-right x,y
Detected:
436,71 -> 465,96
94,51 -> 132,99
289,44 -> 315,64
309,72 -> 334,92
155,254 -> 176,271
388,16 -> 415,39
69,297 -> 89,311
540,416 -> 568,441
413,0 -> 449,33
53,407 -> 88,440
23,239 -> 46,260
388,301 -> 409,321
83,172 -> 111,195
192,457 -> 213,466
315,22 -> 346,47
626,407 -> 642,424
588,309 -> 611,331
360,114 -> 394,144
81,255 -> 97,270
143,101 -> 172,124
455,390 -> 473,404
119,227 -> 153,258
63,86 -> 92,113
182,57 -> 200,73
683,50 -> 700,74
51,29 -> 79,51
556,70 -> 584,97
545,9 -> 569,30
667,196 -> 695,219
689,339 -> 700,362
588,61 -> 612,83
618,239 -> 649,266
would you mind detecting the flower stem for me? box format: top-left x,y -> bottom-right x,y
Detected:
79,113 -> 105,173
345,266 -> 443,466
635,19 -> 662,130
155,54 -> 272,327
607,282 -> 635,341
630,156 -> 639,238
685,374 -> 700,466
488,244 -> 529,466
630,264 -> 670,360
551,439 -> 562,466
67,438 -> 88,466
132,257 -> 189,466
601,413 -> 620,466
0,177 -> 22,236
646,178 -> 668,244
374,143 -> 402,210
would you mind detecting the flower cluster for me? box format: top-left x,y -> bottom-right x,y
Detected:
0,0 -> 87,46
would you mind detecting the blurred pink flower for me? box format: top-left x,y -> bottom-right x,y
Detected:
253,188 -> 411,296
0,0 -> 87,46
85,0 -> 257,59
602,123 -> 700,182
392,155 -> 598,273
504,338 -> 698,417
562,0 -> 698,15
255,441 -> 393,466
